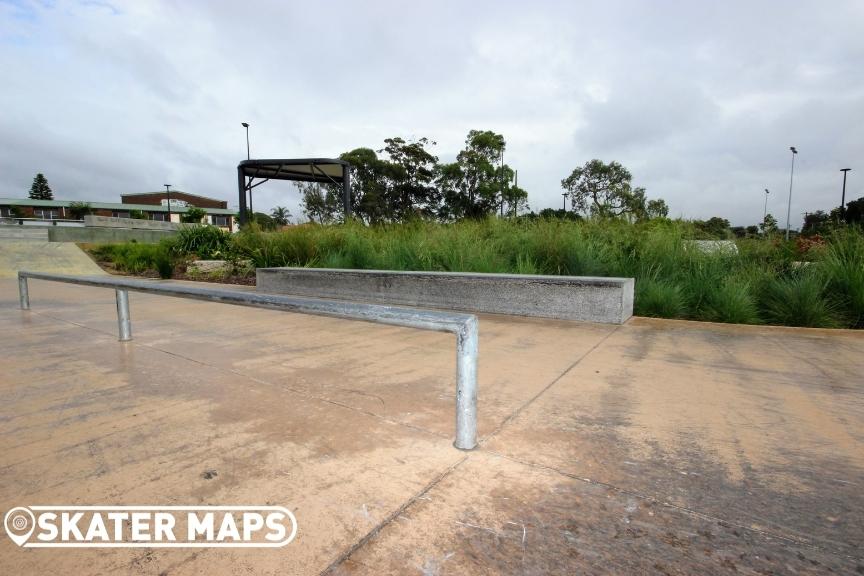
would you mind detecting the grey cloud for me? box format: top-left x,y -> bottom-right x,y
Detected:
0,0 -> 861,227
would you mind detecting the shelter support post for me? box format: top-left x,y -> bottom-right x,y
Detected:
342,167 -> 351,219
237,166 -> 248,226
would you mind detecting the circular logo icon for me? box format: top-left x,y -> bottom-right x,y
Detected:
4,507 -> 35,547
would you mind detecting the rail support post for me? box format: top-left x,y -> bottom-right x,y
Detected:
454,316 -> 479,450
115,289 -> 132,341
18,275 -> 29,310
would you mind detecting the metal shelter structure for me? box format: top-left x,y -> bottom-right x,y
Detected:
237,158 -> 351,226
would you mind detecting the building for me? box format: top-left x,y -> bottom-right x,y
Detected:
0,191 -> 237,231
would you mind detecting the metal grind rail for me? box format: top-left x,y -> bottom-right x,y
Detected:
17,271 -> 479,450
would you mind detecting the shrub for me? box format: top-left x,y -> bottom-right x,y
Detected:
758,272 -> 839,328
701,280 -> 761,324
68,201 -> 93,220
173,225 -> 231,259
635,278 -> 687,318
180,207 -> 207,223
820,228 -> 864,327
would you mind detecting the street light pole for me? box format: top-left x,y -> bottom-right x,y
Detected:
164,184 -> 172,222
786,146 -> 797,240
500,149 -> 505,218
241,122 -> 252,215
562,192 -> 568,212
840,168 -> 851,217
763,188 -> 769,222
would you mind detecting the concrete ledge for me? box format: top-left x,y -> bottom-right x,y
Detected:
257,268 -> 634,324
48,226 -> 177,244
84,215 -> 191,231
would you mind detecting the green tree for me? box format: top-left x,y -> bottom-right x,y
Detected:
68,201 -> 93,220
646,198 -> 669,219
252,212 -> 276,230
128,209 -> 149,220
495,164 -> 529,217
694,216 -> 731,238
562,160 -> 665,221
180,206 -> 206,223
760,213 -> 778,235
379,137 -> 440,220
339,147 -> 390,223
802,210 -> 831,236
437,130 -> 507,220
299,182 -> 342,224
270,206 -> 292,226
561,160 -> 636,217
28,173 -> 54,200
842,197 -> 864,225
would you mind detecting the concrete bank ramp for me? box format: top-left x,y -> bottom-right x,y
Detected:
0,241 -> 104,278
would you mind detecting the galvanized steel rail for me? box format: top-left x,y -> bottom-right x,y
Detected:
17,271 -> 479,450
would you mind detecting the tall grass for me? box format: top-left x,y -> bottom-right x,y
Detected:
92,219 -> 864,329
91,242 -> 174,279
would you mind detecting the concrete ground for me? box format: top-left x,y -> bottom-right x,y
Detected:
0,277 -> 862,575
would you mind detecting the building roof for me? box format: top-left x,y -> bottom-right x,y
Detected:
0,198 -> 236,215
238,158 -> 350,182
120,190 -> 226,203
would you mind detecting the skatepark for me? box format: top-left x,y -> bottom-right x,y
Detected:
0,238 -> 861,574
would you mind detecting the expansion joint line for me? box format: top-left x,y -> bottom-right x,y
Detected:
320,455 -> 470,575
480,325 -> 623,447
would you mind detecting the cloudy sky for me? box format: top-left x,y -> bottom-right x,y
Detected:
1,0 -> 862,226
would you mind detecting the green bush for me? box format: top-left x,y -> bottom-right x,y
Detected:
758,271 -> 839,328
94,242 -> 174,278
820,228 -> 864,327
173,225 -> 231,259
180,207 -> 207,223
68,201 -> 93,220
635,278 -> 687,318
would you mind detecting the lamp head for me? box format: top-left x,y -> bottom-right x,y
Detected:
241,122 -> 249,128
841,168 -> 851,172
790,146 -> 797,154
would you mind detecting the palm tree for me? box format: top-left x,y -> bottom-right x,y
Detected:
270,206 -> 292,226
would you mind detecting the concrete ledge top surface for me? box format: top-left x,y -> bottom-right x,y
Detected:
257,267 -> 634,287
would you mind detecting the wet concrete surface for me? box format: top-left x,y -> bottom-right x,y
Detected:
0,278 -> 861,574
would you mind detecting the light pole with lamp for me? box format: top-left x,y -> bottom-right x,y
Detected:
763,188 -> 770,223
840,168 -> 851,218
561,192 -> 568,212
164,184 -> 172,222
785,147 -> 797,240
241,122 -> 252,216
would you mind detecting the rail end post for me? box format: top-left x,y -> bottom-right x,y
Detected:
115,289 -> 132,341
454,316 -> 479,450
18,273 -> 29,310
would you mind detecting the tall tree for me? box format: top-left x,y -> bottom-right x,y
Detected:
760,213 -> 779,235
437,130 -> 506,220
379,137 -> 440,220
270,206 -> 292,226
29,173 -> 54,200
298,181 -> 342,224
646,198 -> 669,219
561,160 -> 634,217
495,164 -> 529,216
842,197 -> 864,225
339,147 -> 390,223
562,159 -> 667,221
